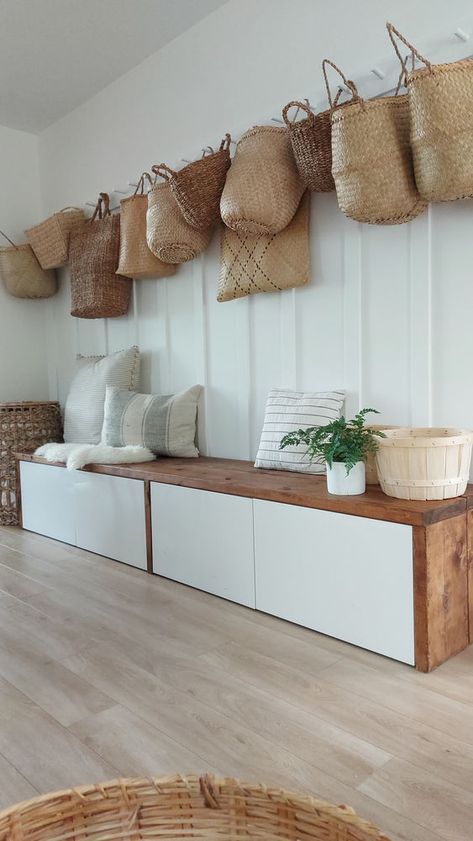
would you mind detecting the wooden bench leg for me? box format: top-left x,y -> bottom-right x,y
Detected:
413,513 -> 469,671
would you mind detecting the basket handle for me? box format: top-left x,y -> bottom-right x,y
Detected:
133,172 -> 154,196
386,22 -> 432,73
282,100 -> 315,127
151,163 -> 176,182
219,133 -> 231,151
322,59 -> 360,108
90,192 -> 111,221
199,775 -> 220,809
0,230 -> 17,248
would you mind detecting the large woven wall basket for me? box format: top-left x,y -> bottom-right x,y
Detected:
218,191 -> 310,301
0,231 -> 57,299
0,774 -> 392,841
69,193 -> 131,318
25,207 -> 85,270
220,125 -> 304,235
166,134 -> 232,230
387,23 -> 473,202
327,59 -> 427,225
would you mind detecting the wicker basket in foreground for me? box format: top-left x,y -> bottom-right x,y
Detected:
0,401 -> 62,525
376,427 -> 473,500
0,775 -> 391,841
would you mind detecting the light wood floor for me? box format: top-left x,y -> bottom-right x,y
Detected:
1,528 -> 473,841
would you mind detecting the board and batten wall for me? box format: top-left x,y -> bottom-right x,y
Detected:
37,0 -> 473,460
0,124 -> 50,402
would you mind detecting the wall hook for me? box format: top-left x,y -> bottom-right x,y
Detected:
455,27 -> 470,42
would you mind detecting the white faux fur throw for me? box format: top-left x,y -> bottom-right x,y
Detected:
35,442 -> 156,471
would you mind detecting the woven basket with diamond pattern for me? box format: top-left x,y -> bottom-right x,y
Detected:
218,192 -> 310,302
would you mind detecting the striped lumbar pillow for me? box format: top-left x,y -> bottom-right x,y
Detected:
64,346 -> 140,445
102,384 -> 202,457
254,388 -> 345,474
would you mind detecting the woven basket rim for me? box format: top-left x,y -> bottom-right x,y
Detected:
0,400 -> 60,408
331,93 -> 409,122
120,193 -> 148,206
0,774 -> 392,840
240,124 -> 287,140
408,57 -> 473,80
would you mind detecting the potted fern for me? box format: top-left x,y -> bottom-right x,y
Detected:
280,408 -> 385,495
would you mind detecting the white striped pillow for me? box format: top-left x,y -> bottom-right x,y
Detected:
255,388 -> 345,474
64,346 -> 140,444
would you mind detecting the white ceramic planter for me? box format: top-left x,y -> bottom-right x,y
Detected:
326,461 -> 366,496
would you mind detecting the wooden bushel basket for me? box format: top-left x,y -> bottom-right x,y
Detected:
0,774 -> 391,841
376,427 -> 473,500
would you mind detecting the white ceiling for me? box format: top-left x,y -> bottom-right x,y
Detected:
0,0 -> 228,133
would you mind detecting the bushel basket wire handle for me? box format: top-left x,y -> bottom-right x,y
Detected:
386,22 -> 432,73
322,59 -> 360,109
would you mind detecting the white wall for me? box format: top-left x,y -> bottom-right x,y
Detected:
0,124 -> 50,402
38,0 -> 473,458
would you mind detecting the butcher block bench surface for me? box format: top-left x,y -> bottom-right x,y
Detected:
16,452 -> 473,527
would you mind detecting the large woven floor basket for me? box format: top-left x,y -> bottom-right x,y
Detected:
0,775 -> 391,841
376,427 -> 473,500
0,401 -> 62,525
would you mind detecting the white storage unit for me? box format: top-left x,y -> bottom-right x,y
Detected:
20,461 -> 75,544
74,472 -> 147,569
151,483 -> 255,607
253,499 -> 415,665
19,461 -> 147,570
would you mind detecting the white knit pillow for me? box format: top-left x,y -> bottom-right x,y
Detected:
255,388 -> 345,474
64,346 -> 140,444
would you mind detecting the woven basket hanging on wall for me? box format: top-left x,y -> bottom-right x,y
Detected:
164,134 -> 232,230
218,191 -> 310,301
25,207 -> 85,270
387,22 -> 473,202
69,193 -> 131,318
282,89 -> 348,192
117,173 -> 177,280
326,59 -> 427,225
146,167 -> 212,264
220,125 -> 304,235
0,774 -> 392,841
0,231 -> 57,299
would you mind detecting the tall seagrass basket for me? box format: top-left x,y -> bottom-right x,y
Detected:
0,401 -> 62,525
0,775 -> 391,841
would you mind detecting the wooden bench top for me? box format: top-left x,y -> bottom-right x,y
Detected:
16,452 -> 473,527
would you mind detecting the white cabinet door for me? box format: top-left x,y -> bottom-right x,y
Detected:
20,462 -> 76,545
151,483 -> 255,607
254,499 -> 415,664
74,472 -> 147,569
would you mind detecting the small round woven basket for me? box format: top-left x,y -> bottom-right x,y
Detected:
0,775 -> 391,841
147,168 -> 212,264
